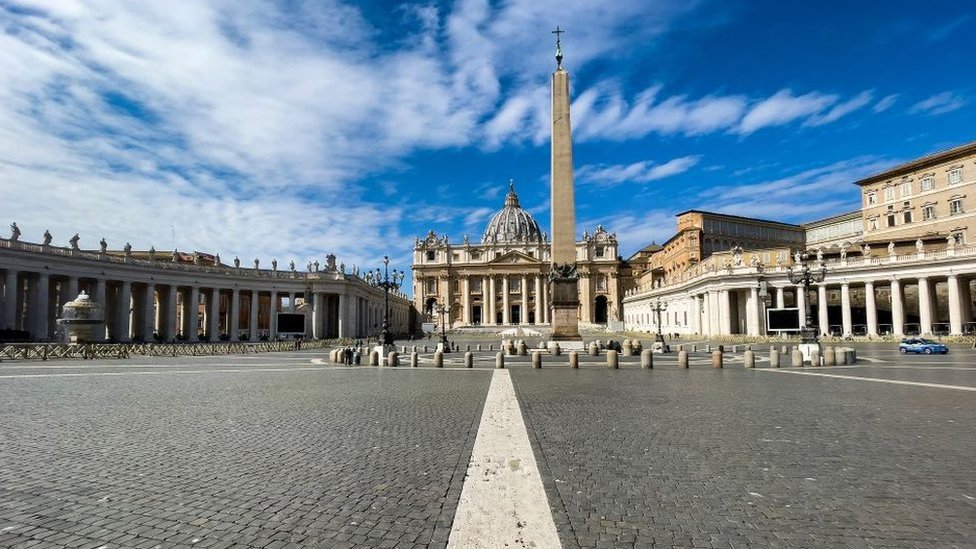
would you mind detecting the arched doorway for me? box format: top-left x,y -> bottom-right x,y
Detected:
594,295 -> 608,324
424,297 -> 437,320
472,305 -> 482,325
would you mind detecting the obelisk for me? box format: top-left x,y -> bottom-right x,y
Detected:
548,27 -> 581,342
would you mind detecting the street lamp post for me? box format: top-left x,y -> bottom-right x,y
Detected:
435,302 -> 450,351
651,299 -> 668,347
368,255 -> 404,346
786,251 -> 827,345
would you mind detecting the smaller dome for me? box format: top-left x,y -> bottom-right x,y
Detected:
482,181 -> 543,244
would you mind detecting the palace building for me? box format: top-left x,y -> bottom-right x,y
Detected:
623,139 -> 976,337
411,183 -> 626,329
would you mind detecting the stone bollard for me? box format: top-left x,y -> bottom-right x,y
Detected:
552,343 -> 562,356
401,345 -> 407,354
641,349 -> 653,369
731,345 -> 738,354
843,348 -> 856,365
823,347 -> 835,366
744,350 -> 755,368
691,344 -> 698,352
388,351 -> 399,367
677,344 -> 684,352
353,352 -> 361,365
588,342 -> 599,356
412,345 -> 418,353
330,349 -> 338,362
809,349 -> 820,367
705,344 -> 711,353
607,350 -> 619,369
622,340 -> 634,356
712,350 -> 723,369
476,343 -> 482,351
791,349 -> 804,367
488,344 -> 494,351
465,344 -> 470,352
678,350 -> 689,368
718,345 -> 725,353
495,352 -> 505,369
517,341 -> 528,356
423,345 -> 428,353
746,345 -> 752,351
369,350 -> 379,366
464,351 -> 473,368
569,351 -> 579,369
434,351 -> 443,368
769,349 -> 780,368
532,351 -> 542,369
410,352 -> 418,367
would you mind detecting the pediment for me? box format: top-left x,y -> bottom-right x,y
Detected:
488,250 -> 542,264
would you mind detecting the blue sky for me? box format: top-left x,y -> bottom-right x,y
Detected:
0,0 -> 973,282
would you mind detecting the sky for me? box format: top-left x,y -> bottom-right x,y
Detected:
1,0 -> 974,288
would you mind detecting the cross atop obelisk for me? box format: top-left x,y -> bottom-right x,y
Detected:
548,26 -> 581,342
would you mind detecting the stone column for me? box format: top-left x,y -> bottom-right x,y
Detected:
462,277 -> 471,325
3,269 -> 18,330
534,276 -> 542,324
311,292 -> 321,339
948,275 -> 963,335
917,277 -> 932,335
521,274 -> 528,324
864,281 -> 878,336
541,277 -> 549,324
288,292 -> 296,312
269,290 -> 278,339
891,279 -> 905,335
34,273 -> 50,340
187,286 -> 200,341
118,280 -> 132,341
337,292 -> 348,338
347,293 -> 359,338
165,286 -> 178,341
230,289 -> 240,341
796,285 -> 807,331
488,276 -> 496,325
748,286 -> 761,336
718,290 -> 731,335
706,290 -> 719,335
249,291 -> 260,340
143,283 -> 156,340
841,282 -> 852,337
775,287 -> 786,309
208,289 -> 221,339
817,284 -> 829,336
692,294 -> 701,334
92,278 -> 107,341
501,276 -> 510,325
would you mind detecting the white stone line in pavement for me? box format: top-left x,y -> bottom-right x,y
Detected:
825,364 -> 976,370
758,369 -> 976,392
448,369 -> 561,549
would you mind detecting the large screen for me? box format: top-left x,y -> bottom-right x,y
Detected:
766,308 -> 800,331
277,313 -> 306,334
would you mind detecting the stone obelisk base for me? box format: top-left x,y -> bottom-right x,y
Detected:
550,278 -> 581,341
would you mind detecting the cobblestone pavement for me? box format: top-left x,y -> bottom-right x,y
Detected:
0,360 -> 491,549
511,365 -> 976,549
2,347 -> 974,549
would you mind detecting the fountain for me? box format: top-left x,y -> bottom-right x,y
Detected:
57,291 -> 103,343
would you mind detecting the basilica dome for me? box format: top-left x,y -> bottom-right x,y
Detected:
482,182 -> 543,244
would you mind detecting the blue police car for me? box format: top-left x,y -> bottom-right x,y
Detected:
898,338 -> 949,354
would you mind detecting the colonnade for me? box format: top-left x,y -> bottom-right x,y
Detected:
0,242 -> 411,342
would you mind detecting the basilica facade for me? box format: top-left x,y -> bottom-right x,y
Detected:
411,183 -> 627,329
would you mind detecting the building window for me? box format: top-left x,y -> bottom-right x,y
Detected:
900,181 -> 912,197
884,186 -> 895,202
949,198 -> 964,215
922,204 -> 936,221
425,279 -> 436,293
903,210 -> 912,224
886,206 -> 896,227
948,169 -> 962,185
866,192 -> 877,206
470,251 -> 481,260
921,176 -> 934,191
596,276 -> 607,291
595,246 -> 605,258
426,250 -> 435,261
869,217 -> 879,231
952,232 -> 966,245
452,253 -> 459,260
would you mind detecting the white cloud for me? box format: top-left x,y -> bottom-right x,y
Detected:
738,89 -> 837,135
873,94 -> 898,113
910,92 -> 967,116
805,90 -> 873,126
577,156 -> 701,187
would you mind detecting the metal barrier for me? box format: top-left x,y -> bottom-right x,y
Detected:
0,339 -> 337,361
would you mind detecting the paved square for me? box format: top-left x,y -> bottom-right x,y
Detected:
1,347 -> 974,548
